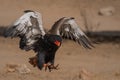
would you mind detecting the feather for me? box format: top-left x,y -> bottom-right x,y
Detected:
4,10 -> 46,51
56,17 -> 94,49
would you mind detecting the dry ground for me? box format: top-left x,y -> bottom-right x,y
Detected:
0,0 -> 120,80
0,37 -> 120,80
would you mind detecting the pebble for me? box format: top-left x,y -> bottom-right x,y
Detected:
98,6 -> 115,16
6,63 -> 31,74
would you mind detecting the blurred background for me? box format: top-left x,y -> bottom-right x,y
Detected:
0,0 -> 120,31
0,0 -> 120,80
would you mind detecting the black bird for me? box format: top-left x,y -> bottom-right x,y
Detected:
4,10 -> 94,72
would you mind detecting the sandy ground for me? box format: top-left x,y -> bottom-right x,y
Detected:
0,37 -> 120,80
0,0 -> 120,80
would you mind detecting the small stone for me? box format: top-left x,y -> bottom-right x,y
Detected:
79,68 -> 94,80
6,63 -> 19,72
16,64 -> 31,74
6,63 -> 31,74
98,6 -> 115,16
115,72 -> 120,77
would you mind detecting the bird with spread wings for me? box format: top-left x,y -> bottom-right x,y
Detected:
4,10 -> 94,72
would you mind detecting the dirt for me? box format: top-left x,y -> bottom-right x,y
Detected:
0,0 -> 120,80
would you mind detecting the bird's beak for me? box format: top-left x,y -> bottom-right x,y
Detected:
54,40 -> 61,46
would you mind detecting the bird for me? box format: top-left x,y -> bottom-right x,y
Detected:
4,10 -> 94,72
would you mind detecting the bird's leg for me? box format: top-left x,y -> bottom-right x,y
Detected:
44,62 -> 51,71
29,56 -> 38,67
44,64 -> 48,71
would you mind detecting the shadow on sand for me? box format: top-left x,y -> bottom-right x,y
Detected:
0,26 -> 120,43
0,26 -> 7,37
86,31 -> 120,43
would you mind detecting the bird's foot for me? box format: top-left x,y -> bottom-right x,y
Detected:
29,56 -> 38,67
44,63 -> 59,72
29,56 -> 60,72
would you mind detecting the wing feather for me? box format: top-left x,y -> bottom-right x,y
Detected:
59,18 -> 94,49
4,10 -> 45,50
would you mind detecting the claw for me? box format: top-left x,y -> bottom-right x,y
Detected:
43,63 -> 60,72
54,64 -> 59,70
48,64 -> 60,72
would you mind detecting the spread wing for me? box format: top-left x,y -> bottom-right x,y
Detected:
59,18 -> 94,49
4,10 -> 46,50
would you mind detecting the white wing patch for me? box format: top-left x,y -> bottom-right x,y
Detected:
5,11 -> 46,50
59,17 -> 94,49
14,12 -> 34,26
13,12 -> 45,35
66,19 -> 85,36
64,27 -> 69,32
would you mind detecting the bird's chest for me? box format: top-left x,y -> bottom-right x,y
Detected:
41,34 -> 62,52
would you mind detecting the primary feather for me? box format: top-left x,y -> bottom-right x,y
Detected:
5,10 -> 45,50
63,18 -> 93,49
